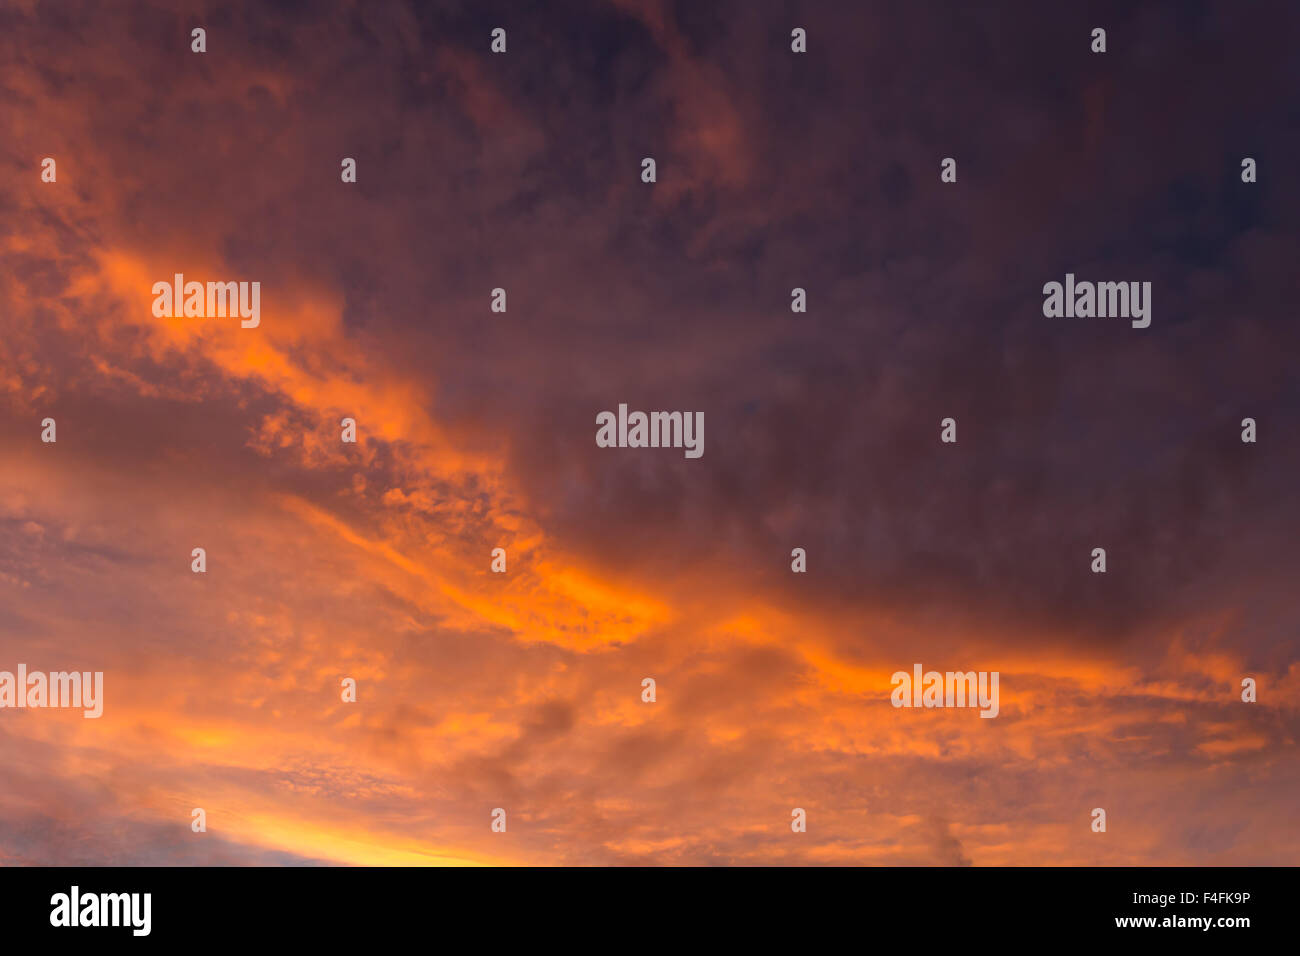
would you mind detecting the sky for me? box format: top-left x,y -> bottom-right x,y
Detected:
1,0 -> 1297,866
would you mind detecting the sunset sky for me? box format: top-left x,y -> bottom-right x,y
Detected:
1,0 -> 1298,866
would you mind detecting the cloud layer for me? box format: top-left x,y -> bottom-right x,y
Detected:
1,0 -> 1297,865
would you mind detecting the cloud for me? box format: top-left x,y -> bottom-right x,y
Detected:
0,0 -> 1296,866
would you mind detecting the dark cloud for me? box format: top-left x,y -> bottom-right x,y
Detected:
0,0 -> 1296,865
